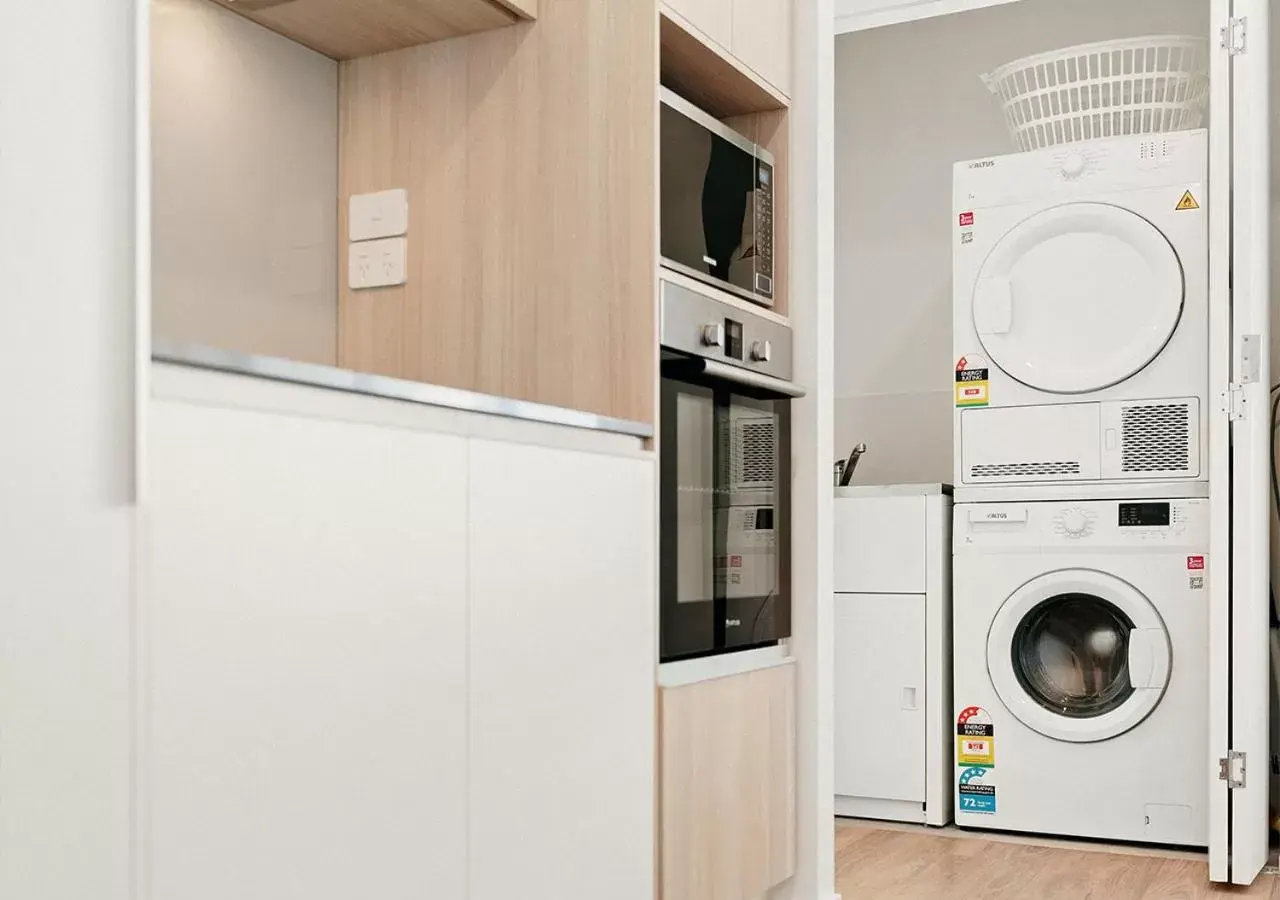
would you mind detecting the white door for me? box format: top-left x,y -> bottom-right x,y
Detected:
1208,0 -> 1271,885
985,569 -> 1170,744
972,203 -> 1186,394
833,593 -> 926,803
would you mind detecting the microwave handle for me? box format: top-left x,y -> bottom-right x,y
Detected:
700,359 -> 807,398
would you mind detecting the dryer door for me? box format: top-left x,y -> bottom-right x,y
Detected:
986,568 -> 1170,743
973,202 -> 1185,394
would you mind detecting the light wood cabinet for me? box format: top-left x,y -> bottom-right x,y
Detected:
147,398 -> 471,900
468,439 -> 657,900
661,663 -> 797,900
732,0 -> 792,96
663,0 -> 792,98
207,0 -> 533,60
666,0 -> 733,50
338,0 -> 656,427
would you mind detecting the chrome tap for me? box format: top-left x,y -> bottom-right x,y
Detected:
835,443 -> 868,487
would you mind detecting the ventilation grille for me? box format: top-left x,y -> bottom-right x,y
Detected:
970,460 -> 1083,479
1121,403 -> 1191,473
734,420 -> 776,487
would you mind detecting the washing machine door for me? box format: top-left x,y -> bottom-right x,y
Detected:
972,202 -> 1184,394
986,568 -> 1170,743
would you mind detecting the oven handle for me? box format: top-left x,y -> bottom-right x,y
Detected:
698,359 -> 807,398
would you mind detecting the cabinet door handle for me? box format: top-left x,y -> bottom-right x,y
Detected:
901,686 -> 918,711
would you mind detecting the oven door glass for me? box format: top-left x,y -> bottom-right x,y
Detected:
660,373 -> 789,662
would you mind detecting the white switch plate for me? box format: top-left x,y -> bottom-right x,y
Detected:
349,189 -> 408,242
349,238 -> 407,290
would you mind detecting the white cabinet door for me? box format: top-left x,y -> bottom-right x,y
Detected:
834,593 -> 926,803
732,0 -> 792,95
666,0 -> 733,49
147,401 -> 470,900
468,440 -> 656,900
834,496 -> 926,594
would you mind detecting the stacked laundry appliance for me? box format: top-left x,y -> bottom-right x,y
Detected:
950,131 -> 1212,845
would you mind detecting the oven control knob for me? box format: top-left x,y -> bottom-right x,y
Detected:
1059,508 -> 1091,537
1061,153 -> 1086,179
750,340 -> 773,363
701,323 -> 725,348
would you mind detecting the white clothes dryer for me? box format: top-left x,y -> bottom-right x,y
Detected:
953,132 -> 1208,494
952,497 -> 1208,845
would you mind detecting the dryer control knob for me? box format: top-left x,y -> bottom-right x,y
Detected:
1060,508 -> 1090,536
1062,154 -> 1086,179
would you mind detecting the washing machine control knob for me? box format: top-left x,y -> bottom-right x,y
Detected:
1060,508 -> 1091,537
1061,153 -> 1086,179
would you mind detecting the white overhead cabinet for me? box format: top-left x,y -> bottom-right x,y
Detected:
664,0 -> 792,96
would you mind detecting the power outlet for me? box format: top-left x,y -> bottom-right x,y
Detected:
349,238 -> 407,290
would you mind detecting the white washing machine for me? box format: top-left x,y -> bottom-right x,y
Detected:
952,497 -> 1208,845
953,132 -> 1208,494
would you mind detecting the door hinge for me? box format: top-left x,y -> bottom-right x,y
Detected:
1220,385 -> 1248,421
1220,750 -> 1247,788
1221,16 -> 1248,55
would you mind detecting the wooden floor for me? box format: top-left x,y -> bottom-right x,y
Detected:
835,820 -> 1277,898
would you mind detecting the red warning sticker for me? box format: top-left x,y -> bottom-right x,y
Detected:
1187,556 -> 1205,570
959,211 -> 975,227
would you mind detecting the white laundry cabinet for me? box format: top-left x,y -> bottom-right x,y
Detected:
833,485 -> 952,826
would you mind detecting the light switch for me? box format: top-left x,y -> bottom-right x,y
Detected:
349,189 -> 408,242
349,238 -> 407,290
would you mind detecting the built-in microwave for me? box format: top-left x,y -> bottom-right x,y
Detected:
660,87 -> 775,308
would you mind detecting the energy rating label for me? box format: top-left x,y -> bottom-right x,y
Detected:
956,705 -> 995,767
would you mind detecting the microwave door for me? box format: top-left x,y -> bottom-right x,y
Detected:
702,140 -> 755,290
659,95 -> 763,303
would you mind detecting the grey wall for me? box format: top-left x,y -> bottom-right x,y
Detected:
152,0 -> 339,365
833,0 -> 1209,486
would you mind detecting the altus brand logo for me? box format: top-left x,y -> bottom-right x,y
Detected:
968,160 -> 996,169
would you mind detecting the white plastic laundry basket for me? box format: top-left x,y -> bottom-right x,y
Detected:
984,36 -> 1210,152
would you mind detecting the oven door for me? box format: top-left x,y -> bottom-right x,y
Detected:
660,359 -> 792,662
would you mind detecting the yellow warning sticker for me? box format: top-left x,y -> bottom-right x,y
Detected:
957,735 -> 995,767
1176,190 -> 1200,211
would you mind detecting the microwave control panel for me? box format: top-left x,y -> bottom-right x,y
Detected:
755,161 -> 774,297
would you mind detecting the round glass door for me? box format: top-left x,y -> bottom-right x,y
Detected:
972,202 -> 1184,394
987,570 -> 1170,743
1012,593 -> 1135,719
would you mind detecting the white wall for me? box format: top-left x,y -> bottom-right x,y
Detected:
0,1 -> 138,898
152,0 -> 339,365
833,0 -> 1209,486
